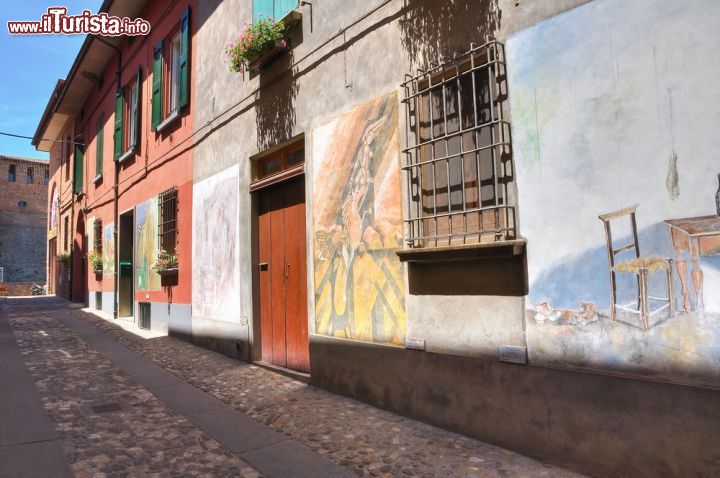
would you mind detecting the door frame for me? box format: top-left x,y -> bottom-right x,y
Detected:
249,136 -> 309,372
118,207 -> 135,319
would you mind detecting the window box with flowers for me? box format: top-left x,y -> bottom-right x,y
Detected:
88,250 -> 103,275
225,16 -> 289,73
152,250 -> 179,276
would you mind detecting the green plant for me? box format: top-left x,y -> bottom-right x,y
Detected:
88,250 -> 103,272
151,250 -> 178,272
58,252 -> 71,266
224,16 -> 287,73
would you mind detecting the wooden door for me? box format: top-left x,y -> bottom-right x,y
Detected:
258,176 -> 310,373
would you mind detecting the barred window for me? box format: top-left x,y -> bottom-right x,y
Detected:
26,167 -> 34,184
401,39 -> 516,248
7,164 -> 15,182
93,219 -> 103,253
158,187 -> 178,254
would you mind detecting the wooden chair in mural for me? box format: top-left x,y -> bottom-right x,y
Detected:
598,205 -> 674,331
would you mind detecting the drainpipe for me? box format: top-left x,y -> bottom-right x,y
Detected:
92,35 -> 122,319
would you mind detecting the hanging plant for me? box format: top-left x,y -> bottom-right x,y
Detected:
58,252 -> 71,266
151,249 -> 179,275
88,250 -> 103,273
224,16 -> 288,73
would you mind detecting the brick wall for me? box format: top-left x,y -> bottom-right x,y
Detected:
0,156 -> 49,283
0,282 -> 38,296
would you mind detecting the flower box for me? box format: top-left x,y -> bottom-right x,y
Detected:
93,269 -> 103,275
248,40 -> 287,72
156,268 -> 179,277
225,17 -> 289,74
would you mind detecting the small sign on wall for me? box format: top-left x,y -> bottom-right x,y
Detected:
405,337 -> 426,351
499,345 -> 527,364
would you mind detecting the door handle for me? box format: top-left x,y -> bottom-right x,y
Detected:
284,263 -> 290,280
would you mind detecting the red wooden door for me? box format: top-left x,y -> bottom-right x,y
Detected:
258,176 -> 310,373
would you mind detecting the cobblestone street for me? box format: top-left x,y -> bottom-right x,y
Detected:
1,296 -> 583,477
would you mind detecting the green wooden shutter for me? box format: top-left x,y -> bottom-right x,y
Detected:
131,67 -> 141,149
253,0 -> 273,22
152,41 -> 163,130
274,0 -> 297,21
179,8 -> 190,109
73,144 -> 84,193
95,115 -> 103,176
113,89 -> 124,160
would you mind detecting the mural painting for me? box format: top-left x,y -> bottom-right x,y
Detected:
135,197 -> 160,292
192,165 -> 240,320
102,222 -> 115,276
507,0 -> 720,388
312,92 -> 406,345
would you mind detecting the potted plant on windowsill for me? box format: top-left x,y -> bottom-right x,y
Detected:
225,16 -> 288,73
58,252 -> 71,267
152,250 -> 179,277
88,250 -> 103,275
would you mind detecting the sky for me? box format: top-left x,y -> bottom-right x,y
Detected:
0,2 -> 103,160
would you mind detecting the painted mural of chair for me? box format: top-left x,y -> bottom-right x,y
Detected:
598,205 -> 674,331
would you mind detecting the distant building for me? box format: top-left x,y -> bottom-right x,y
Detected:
0,155 -> 49,295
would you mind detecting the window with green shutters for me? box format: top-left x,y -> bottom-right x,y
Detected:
95,114 -> 103,178
73,144 -> 84,194
113,68 -> 141,162
152,8 -> 190,132
253,0 -> 297,23
113,89 -> 123,160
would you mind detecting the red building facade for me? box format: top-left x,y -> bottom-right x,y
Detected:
35,0 -> 196,334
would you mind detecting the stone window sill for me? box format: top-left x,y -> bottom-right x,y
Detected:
155,109 -> 181,134
396,239 -> 526,263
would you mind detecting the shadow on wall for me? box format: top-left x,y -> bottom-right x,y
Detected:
255,55 -> 300,151
398,0 -> 501,69
254,23 -> 302,151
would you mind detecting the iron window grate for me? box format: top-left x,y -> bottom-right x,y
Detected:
158,187 -> 178,254
401,38 -> 516,248
93,219 -> 103,253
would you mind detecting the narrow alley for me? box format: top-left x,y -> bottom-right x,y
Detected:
1,296 -> 580,477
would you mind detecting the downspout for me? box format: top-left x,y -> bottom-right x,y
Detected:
92,35 -> 122,319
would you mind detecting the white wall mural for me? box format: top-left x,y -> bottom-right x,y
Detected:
192,164 -> 241,321
507,0 -> 720,388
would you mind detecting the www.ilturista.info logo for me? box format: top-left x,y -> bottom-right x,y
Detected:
7,7 -> 150,36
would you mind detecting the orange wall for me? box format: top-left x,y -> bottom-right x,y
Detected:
68,0 -> 197,304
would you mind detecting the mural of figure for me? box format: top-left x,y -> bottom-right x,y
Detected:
192,166 -> 240,321
135,197 -> 160,292
313,93 -> 405,345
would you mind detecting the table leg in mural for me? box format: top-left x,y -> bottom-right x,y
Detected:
674,246 -> 690,312
665,215 -> 720,312
690,238 -> 704,310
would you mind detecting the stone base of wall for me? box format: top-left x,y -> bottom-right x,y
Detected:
309,334 -> 720,478
0,282 -> 42,296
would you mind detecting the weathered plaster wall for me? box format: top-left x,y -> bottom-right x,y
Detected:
508,0 -> 720,389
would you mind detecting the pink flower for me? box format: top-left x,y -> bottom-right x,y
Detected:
281,39 -> 287,48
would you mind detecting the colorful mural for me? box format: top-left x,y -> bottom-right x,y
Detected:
192,165 -> 240,320
507,0 -> 720,388
102,222 -> 115,276
312,92 -> 406,345
135,197 -> 160,292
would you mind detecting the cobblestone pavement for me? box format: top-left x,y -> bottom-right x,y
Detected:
7,297 -> 584,478
4,299 -> 262,478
